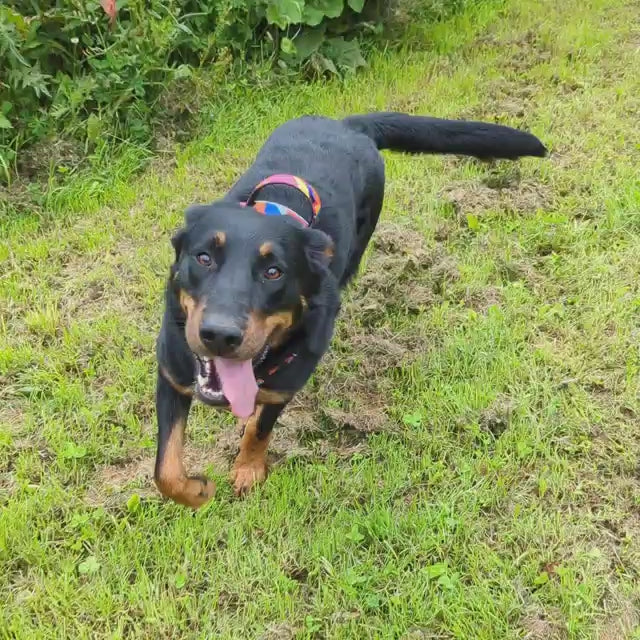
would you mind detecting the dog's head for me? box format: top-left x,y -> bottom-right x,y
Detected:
170,202 -> 334,416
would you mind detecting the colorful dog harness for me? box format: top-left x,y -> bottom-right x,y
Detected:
241,173 -> 322,227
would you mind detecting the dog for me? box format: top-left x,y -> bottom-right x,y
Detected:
154,112 -> 547,507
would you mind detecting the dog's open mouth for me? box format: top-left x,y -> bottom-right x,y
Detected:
194,347 -> 268,418
195,355 -> 225,403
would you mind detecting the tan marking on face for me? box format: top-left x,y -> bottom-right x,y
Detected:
231,405 -> 270,495
180,289 -> 207,355
154,417 -> 215,509
160,366 -> 194,397
214,231 -> 226,247
259,242 -> 274,257
179,290 -> 196,315
239,310 -> 295,356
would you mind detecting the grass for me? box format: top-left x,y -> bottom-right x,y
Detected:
2,0 -> 640,637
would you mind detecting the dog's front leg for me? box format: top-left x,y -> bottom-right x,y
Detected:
231,402 -> 286,496
154,371 -> 216,508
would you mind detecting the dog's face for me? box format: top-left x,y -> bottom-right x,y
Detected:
171,202 -> 333,411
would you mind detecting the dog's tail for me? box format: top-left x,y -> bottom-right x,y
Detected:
342,112 -> 547,159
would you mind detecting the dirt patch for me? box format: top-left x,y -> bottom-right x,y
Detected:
55,231 -> 153,324
463,285 -> 504,313
522,614 -> 567,640
323,405 -> 390,434
474,29 -> 554,76
277,407 -> 370,460
258,622 -> 297,640
87,456 -> 156,505
597,597 -> 639,640
345,223 -> 458,326
441,178 -> 553,219
0,402 -> 27,432
479,394 -> 515,438
16,137 -> 85,182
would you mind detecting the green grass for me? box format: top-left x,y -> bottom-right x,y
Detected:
2,0 -> 640,637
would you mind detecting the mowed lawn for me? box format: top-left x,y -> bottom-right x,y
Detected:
2,0 -> 640,637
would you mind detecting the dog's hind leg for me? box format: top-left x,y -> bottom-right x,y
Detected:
154,372 -> 216,508
340,198 -> 384,287
231,402 -> 286,496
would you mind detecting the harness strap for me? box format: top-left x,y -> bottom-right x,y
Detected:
240,173 -> 322,227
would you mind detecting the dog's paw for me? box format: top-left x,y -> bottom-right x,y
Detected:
184,475 -> 216,508
155,474 -> 216,509
231,461 -> 268,496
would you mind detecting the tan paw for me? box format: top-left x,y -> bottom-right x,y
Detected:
155,474 -> 216,509
231,460 -> 268,496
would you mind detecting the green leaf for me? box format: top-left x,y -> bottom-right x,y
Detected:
316,0 -> 344,18
281,37 -> 297,55
61,442 -> 88,459
538,476 -> 548,498
0,114 -> 12,130
78,555 -> 100,575
302,6 -> 325,25
312,54 -> 338,75
426,563 -> 448,578
345,524 -> 364,543
348,0 -> 365,11
533,571 -> 549,585
293,27 -> 326,59
172,64 -> 192,80
466,212 -> 480,230
266,0 -> 303,28
70,513 -> 90,529
437,573 -> 455,589
173,572 -> 187,589
402,411 -> 422,427
86,113 -> 102,143
323,37 -> 366,72
126,493 -> 141,514
364,593 -> 380,608
2,7 -> 28,36
305,616 -> 322,633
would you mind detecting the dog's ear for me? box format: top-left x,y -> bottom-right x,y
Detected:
171,228 -> 185,263
302,276 -> 341,355
172,204 -> 208,264
300,229 -> 339,355
303,228 -> 334,280
185,204 -> 209,225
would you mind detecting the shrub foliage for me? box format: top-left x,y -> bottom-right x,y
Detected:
0,0 -> 465,180
0,1 -> 379,176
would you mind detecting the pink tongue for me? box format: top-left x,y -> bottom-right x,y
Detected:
213,357 -> 258,419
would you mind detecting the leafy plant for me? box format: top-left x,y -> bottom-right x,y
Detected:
0,0 -> 472,184
0,0 -> 377,182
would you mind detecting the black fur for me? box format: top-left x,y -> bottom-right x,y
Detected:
154,112 -> 547,499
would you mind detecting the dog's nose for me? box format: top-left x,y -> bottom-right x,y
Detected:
199,320 -> 243,355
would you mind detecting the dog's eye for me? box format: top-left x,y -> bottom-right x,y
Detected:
196,252 -> 212,267
264,266 -> 283,280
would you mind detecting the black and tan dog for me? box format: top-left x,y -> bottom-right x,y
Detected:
154,112 -> 546,507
